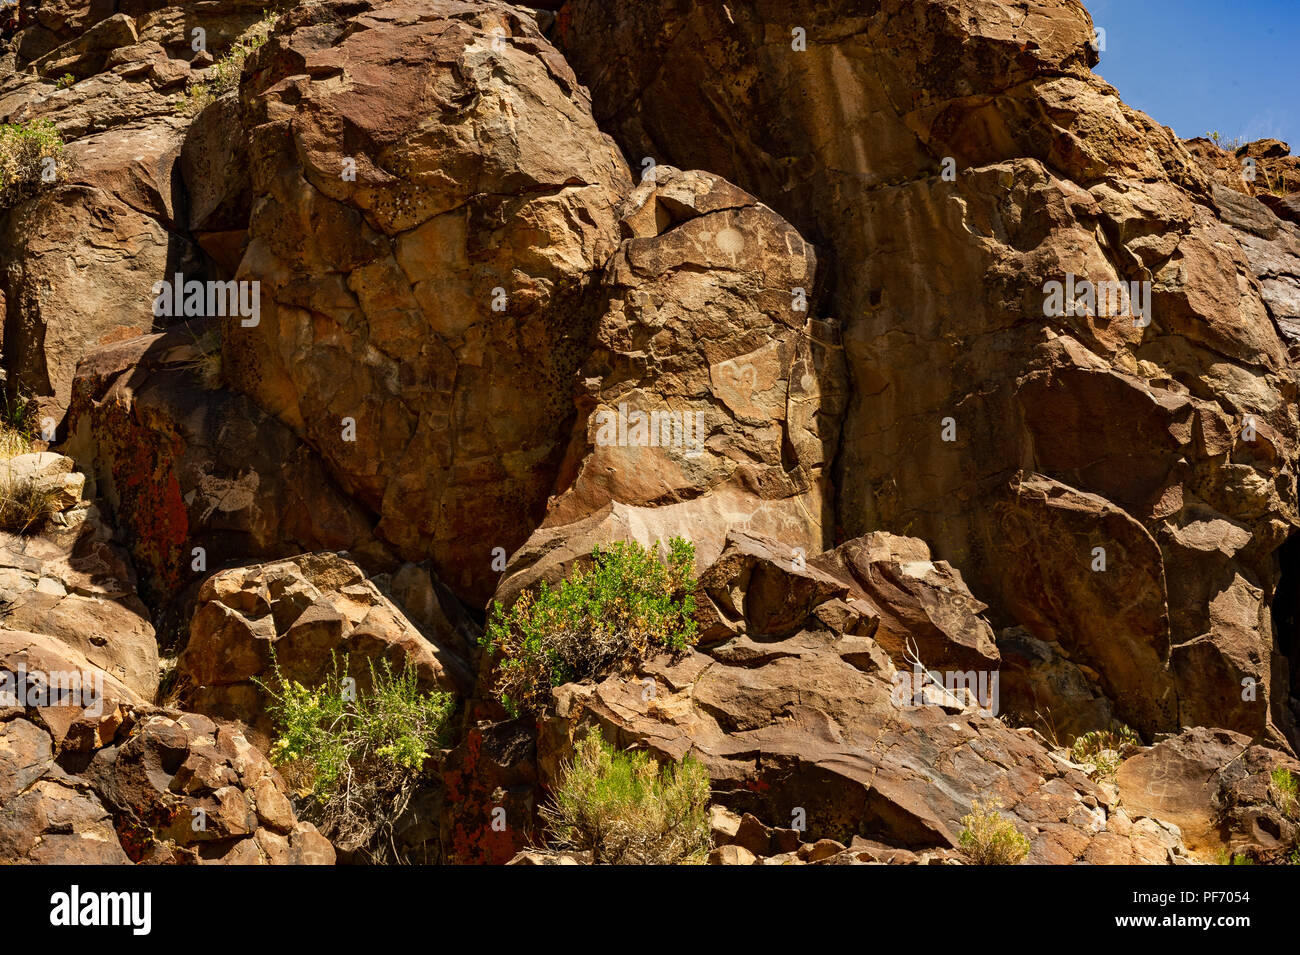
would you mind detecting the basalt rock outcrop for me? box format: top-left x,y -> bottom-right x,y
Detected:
0,1 -> 276,425
496,166 -> 847,601
536,532 -> 1189,864
1116,726 -> 1300,862
0,630 -> 333,864
555,0 -> 1300,751
221,0 -> 631,606
176,551 -> 468,747
64,323 -> 390,605
3,0 -> 1300,866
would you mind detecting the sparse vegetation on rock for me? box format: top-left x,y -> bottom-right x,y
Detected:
541,727 -> 711,865
0,478 -> 57,534
0,395 -> 35,460
959,798 -> 1032,865
0,118 -> 66,209
482,538 -> 698,717
175,12 -> 280,114
1071,723 -> 1141,779
1271,767 -> 1299,819
260,655 -> 456,862
2,0 -> 1300,872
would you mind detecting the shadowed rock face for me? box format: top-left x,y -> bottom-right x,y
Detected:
555,0 -> 1300,747
64,324 -> 389,605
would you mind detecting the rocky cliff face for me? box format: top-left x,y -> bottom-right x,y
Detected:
2,0 -> 1299,866
555,0 -> 1300,751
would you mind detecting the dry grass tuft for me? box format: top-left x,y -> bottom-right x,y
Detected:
0,478 -> 58,534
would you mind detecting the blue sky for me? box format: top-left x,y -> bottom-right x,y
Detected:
1086,0 -> 1299,147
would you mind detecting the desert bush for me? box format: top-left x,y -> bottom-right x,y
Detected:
258,655 -> 455,862
958,797 -> 1031,865
0,478 -> 57,534
0,119 -> 67,210
1270,767 -> 1298,819
542,727 -> 712,864
1070,723 -> 1140,779
1205,130 -> 1246,151
176,12 -> 280,114
482,537 -> 698,717
0,394 -> 35,461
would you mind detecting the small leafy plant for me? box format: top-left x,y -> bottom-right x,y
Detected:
482,537 -> 698,717
542,727 -> 712,865
1270,766 -> 1298,819
1205,130 -> 1246,151
55,74 -> 74,90
1070,723 -> 1140,779
176,12 -> 280,114
1214,849 -> 1257,865
258,654 -> 455,861
958,797 -> 1031,865
0,118 -> 67,210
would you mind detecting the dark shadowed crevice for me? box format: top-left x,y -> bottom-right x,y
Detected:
1272,533 -> 1300,725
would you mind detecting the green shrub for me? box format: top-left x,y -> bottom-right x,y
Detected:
0,119 -> 67,210
176,12 -> 280,114
1214,850 -> 1257,865
542,727 -> 712,864
1070,723 -> 1140,779
1270,767 -> 1298,819
482,537 -> 698,717
958,797 -> 1031,865
55,74 -> 74,90
258,655 -> 455,860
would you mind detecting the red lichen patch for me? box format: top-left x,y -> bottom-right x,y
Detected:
112,797 -> 185,864
442,728 -> 532,865
97,397 -> 189,603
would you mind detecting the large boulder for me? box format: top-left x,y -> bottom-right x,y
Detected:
176,552 -> 469,747
221,0 -> 632,605
693,530 -> 1000,673
495,167 -> 847,596
1116,726 -> 1300,861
